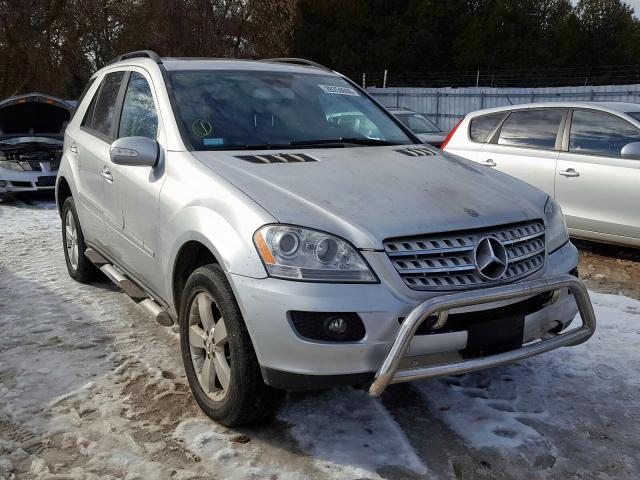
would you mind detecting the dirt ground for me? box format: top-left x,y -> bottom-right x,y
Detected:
576,239 -> 640,300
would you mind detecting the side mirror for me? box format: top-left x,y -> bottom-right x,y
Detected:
621,142 -> 640,160
110,136 -> 159,167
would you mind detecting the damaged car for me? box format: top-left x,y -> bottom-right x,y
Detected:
0,93 -> 71,196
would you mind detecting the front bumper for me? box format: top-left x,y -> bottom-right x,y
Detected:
229,241 -> 592,390
0,169 -> 57,193
368,273 -> 595,396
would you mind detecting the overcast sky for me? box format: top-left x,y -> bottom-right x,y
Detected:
624,0 -> 640,14
573,0 -> 640,16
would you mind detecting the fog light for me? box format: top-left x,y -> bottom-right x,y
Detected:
289,311 -> 365,342
326,316 -> 348,334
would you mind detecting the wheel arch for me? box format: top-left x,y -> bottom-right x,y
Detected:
171,239 -> 222,318
55,176 -> 72,216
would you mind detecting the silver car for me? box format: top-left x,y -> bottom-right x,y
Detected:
442,102 -> 640,248
0,93 -> 71,195
56,51 -> 596,426
387,107 -> 446,147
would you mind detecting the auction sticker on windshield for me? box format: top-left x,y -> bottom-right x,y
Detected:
319,85 -> 359,96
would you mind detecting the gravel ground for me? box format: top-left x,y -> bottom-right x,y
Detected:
575,239 -> 640,301
1,193 -> 639,480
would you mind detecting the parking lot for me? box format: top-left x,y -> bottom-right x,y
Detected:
1,193 -> 639,480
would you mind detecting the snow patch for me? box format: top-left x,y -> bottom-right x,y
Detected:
280,388 -> 428,478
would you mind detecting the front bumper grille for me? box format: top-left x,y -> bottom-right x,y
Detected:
384,220 -> 546,290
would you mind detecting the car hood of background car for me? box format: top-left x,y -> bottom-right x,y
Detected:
193,146 -> 548,249
0,92 -> 72,141
417,132 -> 447,147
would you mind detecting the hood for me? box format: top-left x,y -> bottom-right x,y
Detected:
193,146 -> 548,249
416,132 -> 447,147
0,92 -> 72,141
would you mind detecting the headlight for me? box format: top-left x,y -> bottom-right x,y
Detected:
0,160 -> 27,171
254,225 -> 377,282
545,197 -> 569,253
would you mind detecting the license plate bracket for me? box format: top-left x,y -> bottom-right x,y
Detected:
462,314 -> 525,358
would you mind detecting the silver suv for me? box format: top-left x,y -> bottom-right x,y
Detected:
56,51 -> 596,426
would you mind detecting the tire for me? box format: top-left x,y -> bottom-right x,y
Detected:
179,264 -> 284,426
61,196 -> 99,282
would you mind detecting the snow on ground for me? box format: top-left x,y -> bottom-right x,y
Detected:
1,196 -> 639,479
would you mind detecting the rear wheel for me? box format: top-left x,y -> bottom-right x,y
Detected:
180,264 -> 284,426
61,197 -> 99,282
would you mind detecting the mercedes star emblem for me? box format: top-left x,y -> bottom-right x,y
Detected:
473,236 -> 509,280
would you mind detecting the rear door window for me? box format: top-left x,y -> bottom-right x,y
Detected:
73,77 -> 97,121
88,71 -> 125,139
118,72 -> 158,139
469,113 -> 505,142
569,110 -> 640,157
497,110 -> 564,150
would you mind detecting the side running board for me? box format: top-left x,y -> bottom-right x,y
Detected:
85,248 -> 173,327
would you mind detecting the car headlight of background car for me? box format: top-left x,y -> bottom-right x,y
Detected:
254,225 -> 377,282
545,197 -> 569,253
0,160 -> 31,171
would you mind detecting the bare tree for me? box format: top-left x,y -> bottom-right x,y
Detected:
0,0 -> 297,99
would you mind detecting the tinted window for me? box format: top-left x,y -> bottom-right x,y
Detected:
498,110 -> 563,150
118,72 -> 158,139
73,77 -> 97,121
626,112 -> 640,122
396,113 -> 439,133
570,110 -> 640,157
169,70 -> 412,150
469,113 -> 504,142
81,85 -> 99,128
91,71 -> 125,138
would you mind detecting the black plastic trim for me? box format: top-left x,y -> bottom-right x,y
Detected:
289,311 -> 366,342
261,367 -> 373,391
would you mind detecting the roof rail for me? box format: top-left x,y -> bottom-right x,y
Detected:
108,50 -> 162,65
260,58 -> 331,71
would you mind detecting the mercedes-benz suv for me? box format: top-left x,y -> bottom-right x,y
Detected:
56,51 -> 596,426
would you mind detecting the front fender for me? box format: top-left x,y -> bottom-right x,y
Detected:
162,205 -> 271,308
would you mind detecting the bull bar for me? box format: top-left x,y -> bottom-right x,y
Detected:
368,274 -> 596,397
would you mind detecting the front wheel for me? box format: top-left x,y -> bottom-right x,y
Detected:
179,264 -> 284,426
61,197 -> 99,282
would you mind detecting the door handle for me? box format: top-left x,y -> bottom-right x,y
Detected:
101,166 -> 113,182
70,145 -> 78,154
559,168 -> 579,178
479,159 -> 496,167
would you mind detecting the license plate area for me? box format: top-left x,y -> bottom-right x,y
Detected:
461,314 -> 525,358
36,176 -> 56,187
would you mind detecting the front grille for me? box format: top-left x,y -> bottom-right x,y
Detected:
384,220 -> 546,290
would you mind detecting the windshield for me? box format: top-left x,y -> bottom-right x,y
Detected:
169,70 -> 413,150
395,112 -> 440,134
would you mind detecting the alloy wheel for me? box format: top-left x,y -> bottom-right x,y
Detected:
65,210 -> 79,270
188,292 -> 231,401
